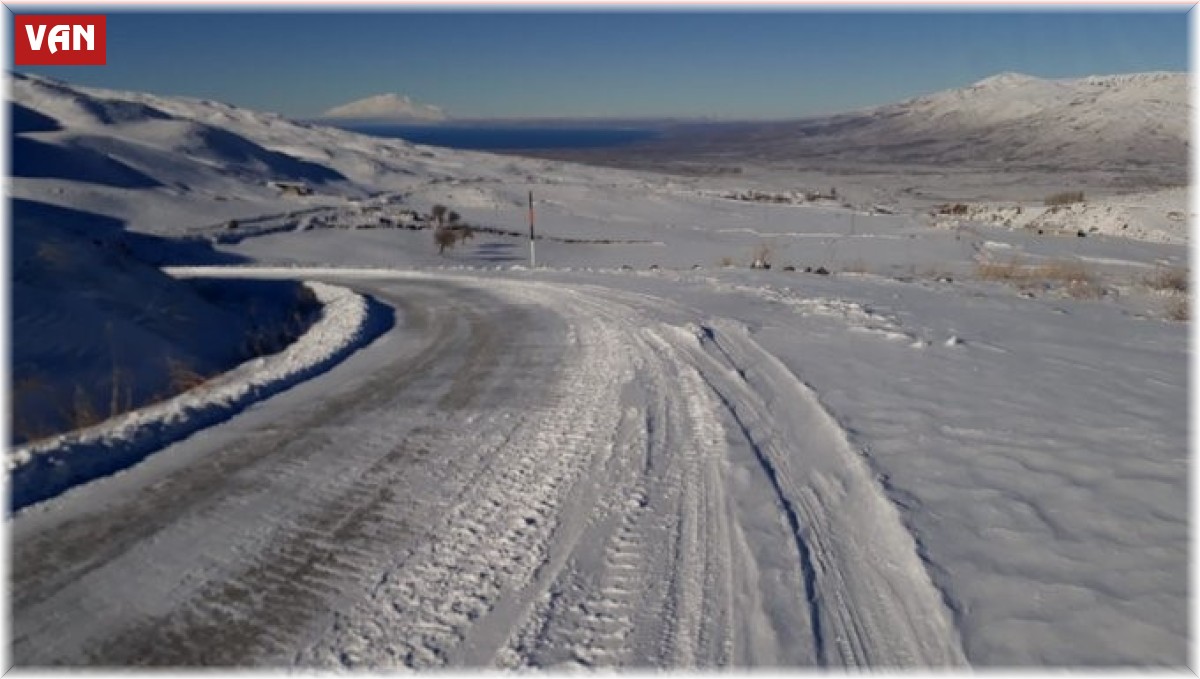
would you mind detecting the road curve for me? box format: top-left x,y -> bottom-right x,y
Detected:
10,273 -> 965,669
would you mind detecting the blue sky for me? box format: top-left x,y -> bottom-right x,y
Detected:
12,10 -> 1190,120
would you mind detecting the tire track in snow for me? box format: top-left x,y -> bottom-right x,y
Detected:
296,282 -> 630,668
673,319 -> 968,667
637,327 -> 732,668
491,289 -> 738,669
550,282 -> 965,667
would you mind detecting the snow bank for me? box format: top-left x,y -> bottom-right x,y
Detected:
8,281 -> 390,512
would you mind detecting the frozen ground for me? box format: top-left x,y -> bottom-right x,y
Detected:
7,73 -> 1190,668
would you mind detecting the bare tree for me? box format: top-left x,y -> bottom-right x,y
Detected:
430,204 -> 448,227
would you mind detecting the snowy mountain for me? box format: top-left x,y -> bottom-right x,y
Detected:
321,93 -> 449,121
645,71 -> 1189,172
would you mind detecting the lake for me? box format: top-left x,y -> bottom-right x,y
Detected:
331,124 -> 660,151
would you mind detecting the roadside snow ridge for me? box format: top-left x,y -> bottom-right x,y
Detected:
8,280 -> 384,511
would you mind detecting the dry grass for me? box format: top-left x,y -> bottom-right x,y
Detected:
976,257 -> 1030,282
1039,260 -> 1104,299
12,374 -> 54,443
1044,191 -> 1085,207
108,367 -> 133,420
1045,191 -> 1085,207
11,415 -> 55,444
718,255 -> 736,267
64,386 -> 103,430
14,282 -> 323,443
976,257 -> 1104,299
1144,266 -> 1188,293
167,357 -> 209,393
1165,296 -> 1190,322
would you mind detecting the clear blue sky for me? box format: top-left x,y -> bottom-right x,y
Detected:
12,10 -> 1190,120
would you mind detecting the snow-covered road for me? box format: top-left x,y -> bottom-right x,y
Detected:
11,272 -> 967,668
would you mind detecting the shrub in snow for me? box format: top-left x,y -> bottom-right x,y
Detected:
936,203 -> 970,216
1165,296 -> 1190,322
1045,190 -> 1085,207
1145,266 -> 1188,293
750,243 -> 773,270
434,227 -> 459,254
430,204 -> 448,226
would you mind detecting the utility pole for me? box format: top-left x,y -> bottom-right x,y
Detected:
528,190 -> 537,268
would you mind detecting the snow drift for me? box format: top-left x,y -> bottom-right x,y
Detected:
8,281 -> 391,512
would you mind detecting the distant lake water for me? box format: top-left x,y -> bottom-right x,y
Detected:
334,124 -> 660,151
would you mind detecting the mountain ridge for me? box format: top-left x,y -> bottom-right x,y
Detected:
624,70 -> 1190,173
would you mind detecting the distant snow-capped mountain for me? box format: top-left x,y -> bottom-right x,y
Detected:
321,93 -> 448,121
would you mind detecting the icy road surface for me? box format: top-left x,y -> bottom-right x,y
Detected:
12,273 -> 967,668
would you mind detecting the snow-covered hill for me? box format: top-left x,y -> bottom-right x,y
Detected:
11,73 -> 412,220
321,93 -> 449,121
644,71 -> 1188,173
7,72 -> 447,442
861,71 -> 1187,166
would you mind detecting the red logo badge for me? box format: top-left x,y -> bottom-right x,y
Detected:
14,15 -> 107,66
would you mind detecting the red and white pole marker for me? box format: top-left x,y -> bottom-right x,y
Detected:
528,190 -> 537,268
